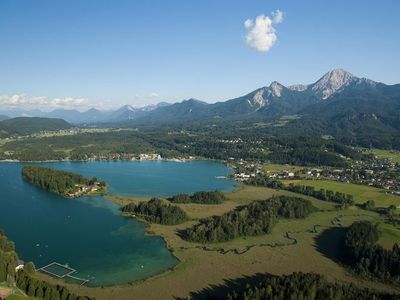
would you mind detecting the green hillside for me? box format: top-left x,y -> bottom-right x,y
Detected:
0,117 -> 72,136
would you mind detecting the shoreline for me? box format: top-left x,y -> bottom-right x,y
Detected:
35,184 -> 240,288
34,193 -> 184,289
30,185 -> 400,299
17,160 -> 237,292
0,156 -> 235,167
0,157 -> 204,163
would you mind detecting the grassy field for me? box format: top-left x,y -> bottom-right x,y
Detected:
378,222 -> 400,250
371,149 -> 400,164
32,184 -> 400,300
284,179 -> 400,208
5,295 -> 37,300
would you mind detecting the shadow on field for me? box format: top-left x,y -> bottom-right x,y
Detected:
176,229 -> 186,240
314,227 -> 347,264
173,273 -> 270,300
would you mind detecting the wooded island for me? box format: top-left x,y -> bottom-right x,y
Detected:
22,165 -> 107,198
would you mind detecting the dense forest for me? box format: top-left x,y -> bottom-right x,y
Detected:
265,136 -> 362,167
182,196 -> 316,243
0,229 -> 17,283
22,165 -> 106,197
16,269 -> 93,300
0,117 -> 72,136
168,190 -> 226,204
121,198 -> 188,225
224,272 -> 400,300
343,221 -> 400,283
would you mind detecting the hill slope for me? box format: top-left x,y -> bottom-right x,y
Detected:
0,115 -> 10,121
0,117 -> 72,136
129,69 -> 396,125
279,82 -> 400,148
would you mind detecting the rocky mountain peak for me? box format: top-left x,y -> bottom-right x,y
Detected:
250,89 -> 268,109
311,69 -> 357,99
269,81 -> 284,97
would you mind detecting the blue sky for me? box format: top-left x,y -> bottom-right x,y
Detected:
0,0 -> 399,110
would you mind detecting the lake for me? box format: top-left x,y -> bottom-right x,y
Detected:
0,160 -> 235,286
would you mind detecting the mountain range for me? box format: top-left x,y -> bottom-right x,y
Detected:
123,69 -> 399,129
1,69 -> 399,131
1,68 -> 399,148
0,102 -> 170,124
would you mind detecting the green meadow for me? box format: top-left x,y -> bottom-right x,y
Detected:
57,185 -> 400,300
285,179 -> 400,207
378,222 -> 400,249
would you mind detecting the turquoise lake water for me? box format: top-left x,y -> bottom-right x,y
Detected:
0,161 -> 235,286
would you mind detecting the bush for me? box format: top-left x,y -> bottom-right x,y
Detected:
24,262 -> 35,274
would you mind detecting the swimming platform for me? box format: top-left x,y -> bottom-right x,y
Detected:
38,262 -> 90,286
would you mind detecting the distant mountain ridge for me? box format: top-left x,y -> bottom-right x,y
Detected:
1,69 -> 397,128
128,69 -> 388,124
0,102 -> 172,124
0,115 -> 9,121
0,68 -> 398,148
124,69 -> 399,149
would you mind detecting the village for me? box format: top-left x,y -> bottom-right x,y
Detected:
81,152 -> 195,162
230,154 -> 400,195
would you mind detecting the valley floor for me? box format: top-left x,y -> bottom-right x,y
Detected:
33,185 -> 400,300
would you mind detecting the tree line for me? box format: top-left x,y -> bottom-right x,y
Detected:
22,165 -> 105,197
246,175 -> 354,207
224,272 -> 400,300
0,229 -> 17,283
343,221 -> 400,283
168,190 -> 226,204
122,198 -> 188,225
16,269 -> 93,300
245,175 -> 284,189
181,196 -> 317,243
285,183 -> 354,207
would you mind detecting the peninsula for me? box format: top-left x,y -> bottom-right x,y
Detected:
22,165 -> 107,198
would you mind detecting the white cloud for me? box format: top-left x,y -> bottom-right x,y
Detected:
0,94 -> 49,106
0,94 -> 96,111
0,92 -> 164,111
49,97 -> 90,108
29,96 -> 47,104
0,94 -> 27,105
244,10 -> 284,52
272,9 -> 283,24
